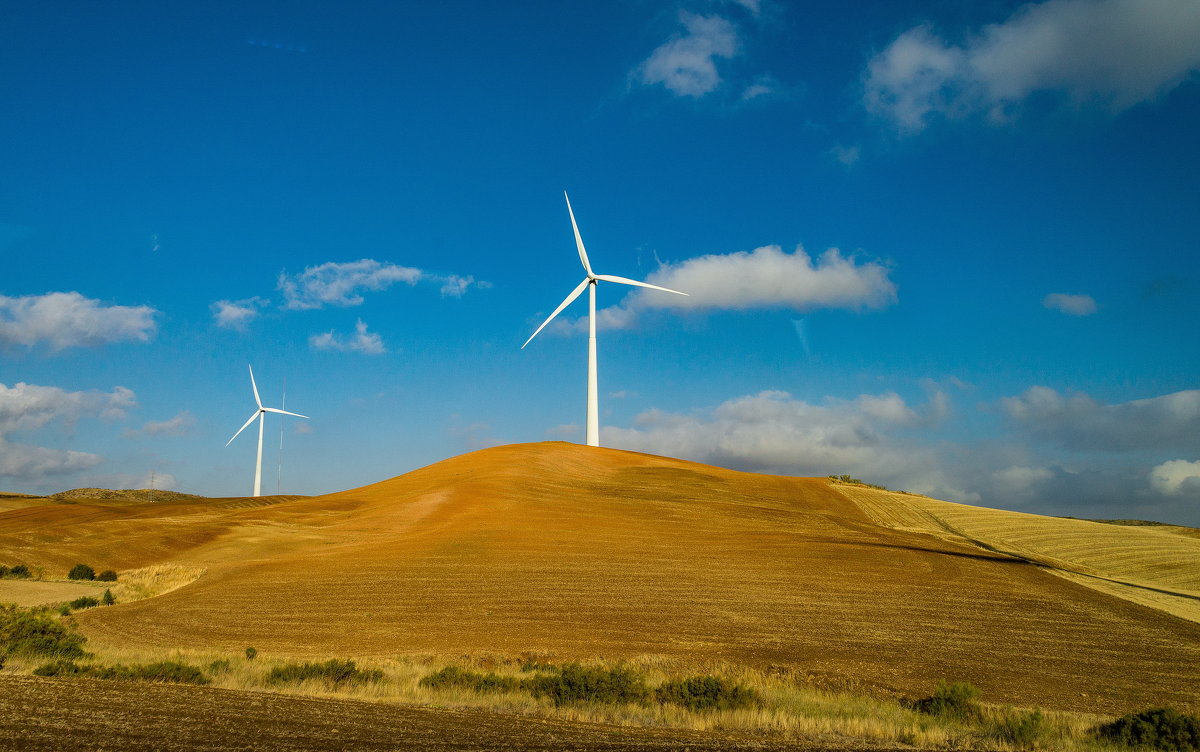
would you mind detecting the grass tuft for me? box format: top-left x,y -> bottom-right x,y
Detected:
266,659 -> 383,687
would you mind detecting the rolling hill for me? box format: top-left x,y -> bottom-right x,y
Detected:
1,442 -> 1198,715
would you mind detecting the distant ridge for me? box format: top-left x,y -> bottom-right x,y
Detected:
50,488 -> 205,502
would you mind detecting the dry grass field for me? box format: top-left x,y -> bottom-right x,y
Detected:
2,442 -> 1198,721
836,484 -> 1200,624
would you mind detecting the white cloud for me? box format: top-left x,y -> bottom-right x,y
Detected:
830,144 -> 862,166
279,259 -> 423,310
0,292 -> 157,351
125,410 -> 195,438
1042,292 -> 1097,315
0,382 -> 136,480
639,12 -> 739,97
1149,459 -> 1200,495
571,245 -> 895,332
278,259 -> 484,309
603,389 -> 969,499
1002,386 -> 1200,451
864,0 -> 1200,132
309,319 -> 385,355
211,297 -> 269,330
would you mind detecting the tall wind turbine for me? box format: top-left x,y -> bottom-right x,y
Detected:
225,365 -> 308,497
523,192 -> 687,447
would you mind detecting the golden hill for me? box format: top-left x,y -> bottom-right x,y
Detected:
1,442 -> 1198,715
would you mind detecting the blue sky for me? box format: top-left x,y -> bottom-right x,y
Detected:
3,0 -> 1199,524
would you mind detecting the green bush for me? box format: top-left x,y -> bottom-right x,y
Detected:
911,681 -> 982,721
990,709 -> 1048,749
420,666 -> 520,694
97,570 -> 118,582
245,646 -> 257,660
208,658 -> 232,674
0,605 -> 87,659
522,663 -> 649,707
0,565 -> 8,578
68,596 -> 100,610
654,675 -> 761,711
266,659 -> 383,687
67,564 -> 95,581
8,564 -> 30,579
101,589 -> 115,606
1097,708 -> 1200,751
33,659 -> 209,685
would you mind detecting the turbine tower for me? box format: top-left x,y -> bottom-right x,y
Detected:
523,192 -> 687,447
226,365 -> 309,497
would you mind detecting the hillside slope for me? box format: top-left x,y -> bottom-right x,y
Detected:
2,442 -> 1197,714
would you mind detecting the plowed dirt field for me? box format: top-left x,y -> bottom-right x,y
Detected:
0,675 -> 860,752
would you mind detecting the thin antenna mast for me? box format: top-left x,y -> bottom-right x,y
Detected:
276,376 -> 286,494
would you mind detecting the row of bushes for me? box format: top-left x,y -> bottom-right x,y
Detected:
0,605 -> 88,660
419,664 -> 761,711
265,659 -> 383,687
67,564 -> 117,582
0,564 -> 31,579
912,681 -> 1200,751
33,659 -> 208,685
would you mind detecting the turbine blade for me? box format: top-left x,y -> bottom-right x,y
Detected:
249,364 -> 262,408
522,278 -> 590,349
594,274 -> 688,296
564,191 -> 593,277
262,407 -> 309,419
225,411 -> 260,447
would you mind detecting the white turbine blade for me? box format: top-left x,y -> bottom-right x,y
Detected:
262,407 -> 309,419
248,364 -> 262,408
522,277 -> 590,349
564,192 -> 593,277
225,411 -> 261,447
594,274 -> 688,296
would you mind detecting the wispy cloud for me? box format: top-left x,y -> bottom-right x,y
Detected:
638,12 -> 739,98
0,381 -> 136,480
278,259 -> 484,309
0,292 -> 157,351
864,0 -> 1200,132
309,319 -> 385,355
1042,292 -> 1097,315
124,410 -> 195,438
562,245 -> 895,332
211,296 -> 269,330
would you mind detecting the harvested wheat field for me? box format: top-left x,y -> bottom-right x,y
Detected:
2,442 -> 1199,716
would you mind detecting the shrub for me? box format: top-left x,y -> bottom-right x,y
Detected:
0,565 -> 8,578
68,596 -> 100,610
266,659 -> 383,687
9,564 -> 30,579
33,659 -> 209,685
97,570 -> 118,582
101,589 -> 115,606
0,605 -> 87,659
420,666 -> 520,694
522,663 -> 649,707
990,709 -> 1048,749
1097,708 -> 1200,751
911,681 -> 982,721
245,646 -> 257,660
654,676 -> 761,711
67,564 -> 95,581
208,658 -> 232,674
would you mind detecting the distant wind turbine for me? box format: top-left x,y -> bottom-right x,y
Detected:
225,365 -> 308,497
523,192 -> 687,447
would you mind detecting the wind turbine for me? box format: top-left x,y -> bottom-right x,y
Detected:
225,365 -> 308,497
523,192 -> 687,447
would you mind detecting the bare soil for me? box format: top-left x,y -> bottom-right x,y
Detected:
0,675 -> 879,752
